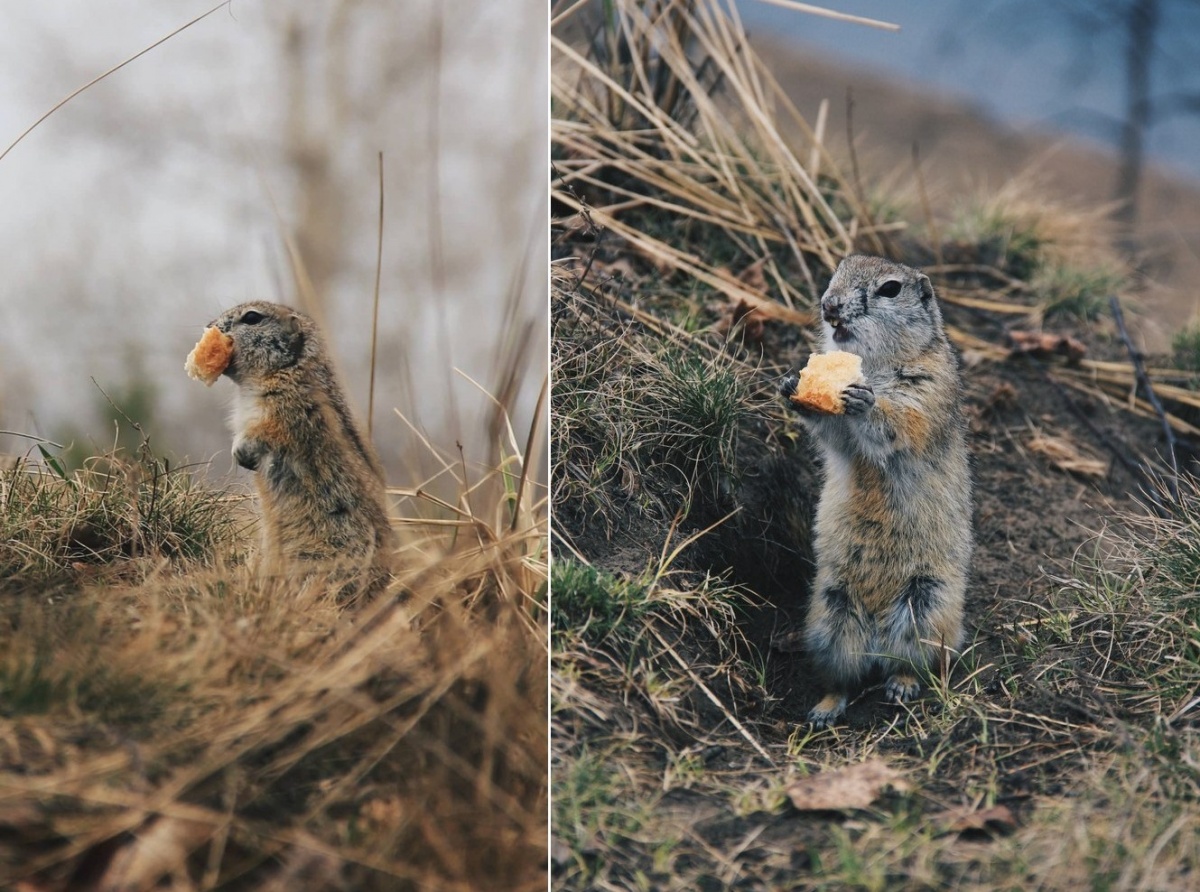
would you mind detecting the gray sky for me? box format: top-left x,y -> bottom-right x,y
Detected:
0,0 -> 547,479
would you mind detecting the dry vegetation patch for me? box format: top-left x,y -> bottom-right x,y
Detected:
0,443 -> 547,891
551,1 -> 1200,888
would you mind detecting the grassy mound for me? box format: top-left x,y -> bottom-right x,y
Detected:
0,441 -> 547,890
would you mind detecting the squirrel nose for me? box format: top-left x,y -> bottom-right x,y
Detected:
822,300 -> 841,324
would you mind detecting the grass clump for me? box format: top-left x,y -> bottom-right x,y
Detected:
551,558 -> 652,642
551,279 -> 745,533
1171,319 -> 1200,370
1,447 -> 243,583
944,176 -> 1130,322
1033,261 -> 1125,322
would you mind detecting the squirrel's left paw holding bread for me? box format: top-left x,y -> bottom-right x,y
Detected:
782,351 -> 864,416
841,382 -> 875,416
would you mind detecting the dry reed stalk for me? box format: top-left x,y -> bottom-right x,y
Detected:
553,0 -> 881,310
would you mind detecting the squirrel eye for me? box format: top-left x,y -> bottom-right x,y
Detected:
877,280 -> 902,298
240,310 -> 264,325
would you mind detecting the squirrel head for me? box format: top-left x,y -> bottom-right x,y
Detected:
209,301 -> 316,384
817,255 -> 946,360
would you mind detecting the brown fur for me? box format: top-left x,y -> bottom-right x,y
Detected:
204,301 -> 396,596
780,255 -> 973,727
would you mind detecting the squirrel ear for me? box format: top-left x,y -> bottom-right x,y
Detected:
284,314 -> 306,353
917,274 -> 935,303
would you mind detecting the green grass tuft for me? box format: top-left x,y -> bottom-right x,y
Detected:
1,448 -> 245,584
1033,262 -> 1125,322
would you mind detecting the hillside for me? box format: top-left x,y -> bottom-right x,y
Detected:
751,34 -> 1200,352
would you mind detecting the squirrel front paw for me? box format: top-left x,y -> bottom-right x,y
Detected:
779,373 -> 818,415
842,382 -> 875,416
233,437 -> 266,471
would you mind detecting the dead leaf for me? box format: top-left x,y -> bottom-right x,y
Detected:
786,758 -> 910,811
95,816 -> 212,891
737,258 -> 768,293
1027,434 -> 1108,478
937,803 -> 1017,835
714,298 -> 765,343
1008,330 -> 1087,364
770,628 -> 807,653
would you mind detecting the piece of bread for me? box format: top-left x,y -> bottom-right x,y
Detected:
185,327 -> 234,386
789,351 -> 864,415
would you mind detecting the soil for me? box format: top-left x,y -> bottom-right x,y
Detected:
559,281 -> 1190,734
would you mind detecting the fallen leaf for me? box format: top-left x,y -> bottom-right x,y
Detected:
715,297 -> 765,343
770,628 -> 807,653
1027,434 -> 1108,478
1008,330 -> 1087,364
937,803 -> 1017,835
786,758 -> 910,811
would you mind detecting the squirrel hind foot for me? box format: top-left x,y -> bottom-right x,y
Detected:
806,693 -> 847,729
884,674 -> 920,704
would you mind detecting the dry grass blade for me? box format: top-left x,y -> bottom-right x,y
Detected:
552,0 -> 875,315
752,0 -> 900,32
0,1 -> 232,164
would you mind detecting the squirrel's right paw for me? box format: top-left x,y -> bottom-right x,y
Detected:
779,373 -> 817,415
233,438 -> 265,471
842,382 -> 875,416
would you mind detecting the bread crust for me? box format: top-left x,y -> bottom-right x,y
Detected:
788,351 -> 863,415
185,327 -> 234,386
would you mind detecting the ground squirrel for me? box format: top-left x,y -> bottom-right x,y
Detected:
203,301 -> 396,589
779,255 -> 973,727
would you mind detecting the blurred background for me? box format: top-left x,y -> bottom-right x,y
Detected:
0,0 -> 547,488
736,0 -> 1200,350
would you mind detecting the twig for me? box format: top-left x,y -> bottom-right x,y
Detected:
1109,294 -> 1179,502
845,87 -> 867,228
1040,369 -> 1168,518
648,625 -> 775,766
912,142 -> 942,269
368,152 -> 384,438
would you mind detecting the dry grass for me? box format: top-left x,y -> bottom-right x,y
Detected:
552,1 -> 1200,889
0,426 -> 546,890
1,7 -> 547,889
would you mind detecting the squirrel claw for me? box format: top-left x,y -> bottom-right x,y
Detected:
884,675 -> 920,704
806,693 -> 847,728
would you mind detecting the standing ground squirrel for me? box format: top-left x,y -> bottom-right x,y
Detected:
192,301 -> 396,589
779,255 -> 973,727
